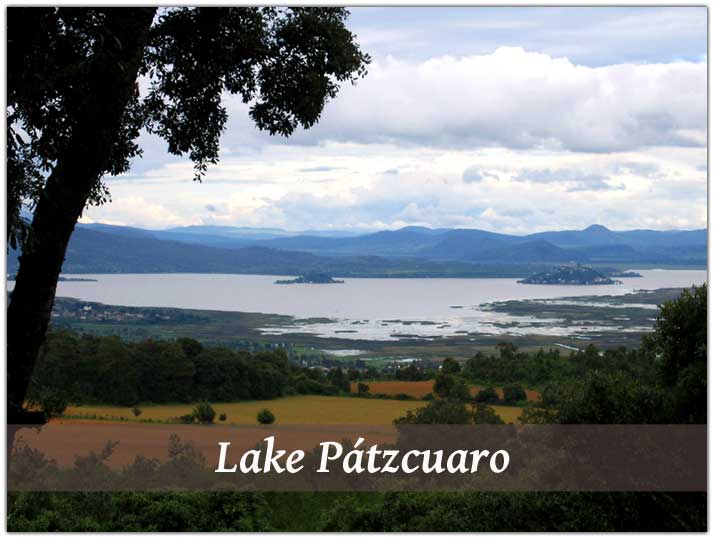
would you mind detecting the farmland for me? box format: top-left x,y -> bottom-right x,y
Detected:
62,394 -> 524,425
62,395 -> 430,425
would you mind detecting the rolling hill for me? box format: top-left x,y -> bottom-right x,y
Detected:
7,222 -> 706,276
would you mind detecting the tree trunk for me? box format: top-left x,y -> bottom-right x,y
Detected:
7,8 -> 157,424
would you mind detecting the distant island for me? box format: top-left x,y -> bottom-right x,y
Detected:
275,273 -> 344,285
607,270 -> 642,278
518,265 -> 622,285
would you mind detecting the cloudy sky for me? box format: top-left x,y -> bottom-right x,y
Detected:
83,7 -> 707,234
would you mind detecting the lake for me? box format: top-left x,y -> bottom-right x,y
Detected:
12,269 -> 705,341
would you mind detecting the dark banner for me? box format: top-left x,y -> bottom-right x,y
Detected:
8,424 -> 706,492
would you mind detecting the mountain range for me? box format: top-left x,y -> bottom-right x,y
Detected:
7,222 -> 706,277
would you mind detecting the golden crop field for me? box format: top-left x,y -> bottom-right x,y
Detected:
63,395 -> 524,425
351,380 -> 541,402
488,405 -> 523,424
64,395 -> 429,425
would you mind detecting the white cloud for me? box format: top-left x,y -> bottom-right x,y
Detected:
253,47 -> 706,153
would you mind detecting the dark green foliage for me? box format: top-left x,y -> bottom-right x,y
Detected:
433,373 -> 469,400
8,492 -> 271,532
395,399 -> 471,425
176,337 -> 203,358
502,384 -> 527,404
27,387 -> 68,419
472,403 -> 505,424
6,491 -> 705,532
441,357 -> 461,374
132,406 -> 142,417
318,492 -> 706,532
463,342 -> 650,387
219,413 -> 227,422
475,386 -> 499,404
394,363 -> 433,381
28,331 -> 345,406
644,284 -> 707,423
357,382 -> 370,394
520,284 -> 707,425
328,368 -> 350,393
257,409 -> 275,425
192,402 -> 216,424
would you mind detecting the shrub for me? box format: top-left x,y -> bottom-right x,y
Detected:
219,413 -> 227,422
394,393 -> 411,400
30,388 -> 68,418
357,382 -> 370,394
473,403 -> 505,424
395,400 -> 471,425
192,401 -> 216,424
475,387 -> 499,404
441,357 -> 461,374
502,384 -> 527,404
132,406 -> 142,417
257,409 -> 275,425
178,414 -> 195,424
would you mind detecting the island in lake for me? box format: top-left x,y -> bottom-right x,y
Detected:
606,270 -> 643,278
275,273 -> 345,285
518,265 -> 622,285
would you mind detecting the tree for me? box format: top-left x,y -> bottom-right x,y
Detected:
177,338 -> 203,359
502,384 -> 527,404
328,368 -> 350,393
395,399 -> 471,425
7,7 -> 369,422
257,409 -> 275,425
433,373 -> 454,399
357,382 -> 370,394
475,387 -> 499,404
441,357 -> 461,375
192,401 -> 216,424
644,284 -> 707,423
433,373 -> 470,401
472,403 -> 505,424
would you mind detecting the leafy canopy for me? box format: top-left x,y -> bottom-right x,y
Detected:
7,7 -> 369,246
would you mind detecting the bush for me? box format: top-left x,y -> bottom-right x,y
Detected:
502,384 -> 527,404
257,409 -> 275,425
435,374 -> 471,401
30,388 -> 68,418
475,387 -> 499,404
132,406 -> 142,417
219,413 -> 227,422
357,382 -> 370,394
178,414 -> 195,424
394,393 -> 411,400
395,400 -> 471,425
192,401 -> 216,424
441,357 -> 461,374
473,403 -> 505,424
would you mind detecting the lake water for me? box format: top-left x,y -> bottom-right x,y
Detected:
15,269 -> 706,341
